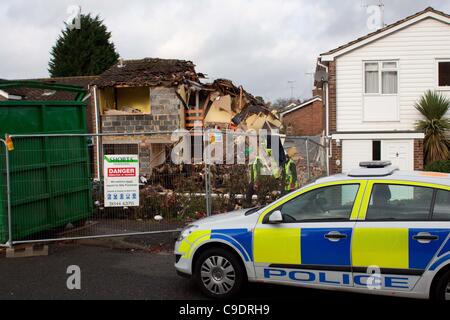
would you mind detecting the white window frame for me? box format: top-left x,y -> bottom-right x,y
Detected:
363,60 -> 399,96
436,59 -> 450,91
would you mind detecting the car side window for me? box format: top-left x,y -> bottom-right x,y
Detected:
277,184 -> 359,222
366,184 -> 433,221
433,189 -> 450,221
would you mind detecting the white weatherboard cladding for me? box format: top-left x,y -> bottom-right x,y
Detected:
335,18 -> 450,132
342,139 -> 413,172
342,140 -> 372,173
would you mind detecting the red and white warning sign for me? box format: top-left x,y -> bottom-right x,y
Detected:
107,167 -> 136,177
104,155 -> 139,207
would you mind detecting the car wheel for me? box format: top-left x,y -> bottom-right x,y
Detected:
194,247 -> 245,299
434,271 -> 450,301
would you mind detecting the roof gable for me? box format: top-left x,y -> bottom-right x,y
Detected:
320,7 -> 450,61
280,96 -> 322,116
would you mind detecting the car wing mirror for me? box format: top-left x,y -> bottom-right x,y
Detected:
268,210 -> 283,224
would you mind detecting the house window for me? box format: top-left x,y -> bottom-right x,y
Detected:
381,62 -> 398,94
437,60 -> 450,88
372,141 -> 381,161
364,61 -> 398,94
365,63 -> 379,94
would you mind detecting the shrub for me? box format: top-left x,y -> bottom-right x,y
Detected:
424,160 -> 450,173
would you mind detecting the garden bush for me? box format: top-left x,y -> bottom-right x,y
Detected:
424,160 -> 450,173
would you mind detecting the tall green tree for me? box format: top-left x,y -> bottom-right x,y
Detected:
49,14 -> 119,77
415,90 -> 450,165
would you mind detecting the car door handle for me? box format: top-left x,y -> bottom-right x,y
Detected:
413,232 -> 439,243
324,231 -> 347,242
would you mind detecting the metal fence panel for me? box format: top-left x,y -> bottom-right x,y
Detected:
0,139 -> 10,247
2,132 -> 328,245
208,136 -> 328,213
5,133 -> 189,245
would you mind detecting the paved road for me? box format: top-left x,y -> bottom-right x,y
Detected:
0,243 -> 408,301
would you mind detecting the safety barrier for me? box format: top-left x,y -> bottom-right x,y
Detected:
0,132 -> 327,246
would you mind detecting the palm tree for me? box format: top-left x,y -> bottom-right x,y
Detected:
415,90 -> 450,164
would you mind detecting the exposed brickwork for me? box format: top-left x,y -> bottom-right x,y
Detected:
282,99 -> 324,136
326,61 -> 339,175
414,139 -> 424,171
330,139 -> 342,174
312,87 -> 323,99
101,114 -> 179,133
328,61 -> 337,133
97,86 -> 182,175
101,87 -> 181,134
149,87 -> 181,115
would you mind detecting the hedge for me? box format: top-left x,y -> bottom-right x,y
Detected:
424,160 -> 450,173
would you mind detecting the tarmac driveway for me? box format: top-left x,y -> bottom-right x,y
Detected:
0,241 -> 407,301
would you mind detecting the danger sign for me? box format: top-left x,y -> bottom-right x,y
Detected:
104,155 -> 139,207
107,167 -> 136,177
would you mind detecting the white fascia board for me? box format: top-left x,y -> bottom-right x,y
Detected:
332,132 -> 425,140
320,12 -> 450,61
280,97 -> 322,116
0,89 -> 22,100
0,90 -> 9,99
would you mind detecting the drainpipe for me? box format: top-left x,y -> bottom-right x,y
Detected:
93,85 -> 101,180
317,60 -> 330,175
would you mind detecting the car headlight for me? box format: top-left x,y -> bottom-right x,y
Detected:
177,224 -> 198,242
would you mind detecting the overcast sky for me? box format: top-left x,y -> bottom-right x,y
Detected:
1,0 -> 449,101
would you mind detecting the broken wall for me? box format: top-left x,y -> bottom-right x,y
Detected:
100,86 -> 183,175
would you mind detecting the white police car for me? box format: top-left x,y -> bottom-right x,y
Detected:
175,162 -> 450,300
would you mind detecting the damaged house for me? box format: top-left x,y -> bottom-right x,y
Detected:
91,57 -> 282,176
92,58 -> 201,175
201,79 -> 281,131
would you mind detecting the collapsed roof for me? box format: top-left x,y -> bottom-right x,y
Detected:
92,58 -> 200,88
199,79 -> 281,130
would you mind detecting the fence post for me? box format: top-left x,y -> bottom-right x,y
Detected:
0,138 -> 12,247
205,163 -> 212,216
203,134 -> 212,217
305,139 -> 310,181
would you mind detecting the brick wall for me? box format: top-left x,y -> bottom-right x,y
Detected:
101,114 -> 179,133
101,86 -> 181,133
149,87 -> 180,115
282,100 -> 324,136
328,61 -> 337,133
330,139 -> 342,174
98,86 -> 182,175
312,87 -> 323,99
414,139 -> 424,171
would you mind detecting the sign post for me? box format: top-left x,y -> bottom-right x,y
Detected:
104,155 -> 139,207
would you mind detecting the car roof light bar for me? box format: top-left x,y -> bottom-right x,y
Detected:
348,161 -> 398,177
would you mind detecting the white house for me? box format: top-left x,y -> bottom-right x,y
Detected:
316,7 -> 450,174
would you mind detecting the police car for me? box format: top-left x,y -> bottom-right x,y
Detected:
175,161 -> 450,300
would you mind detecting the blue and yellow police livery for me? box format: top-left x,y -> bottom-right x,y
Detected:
174,162 -> 450,300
